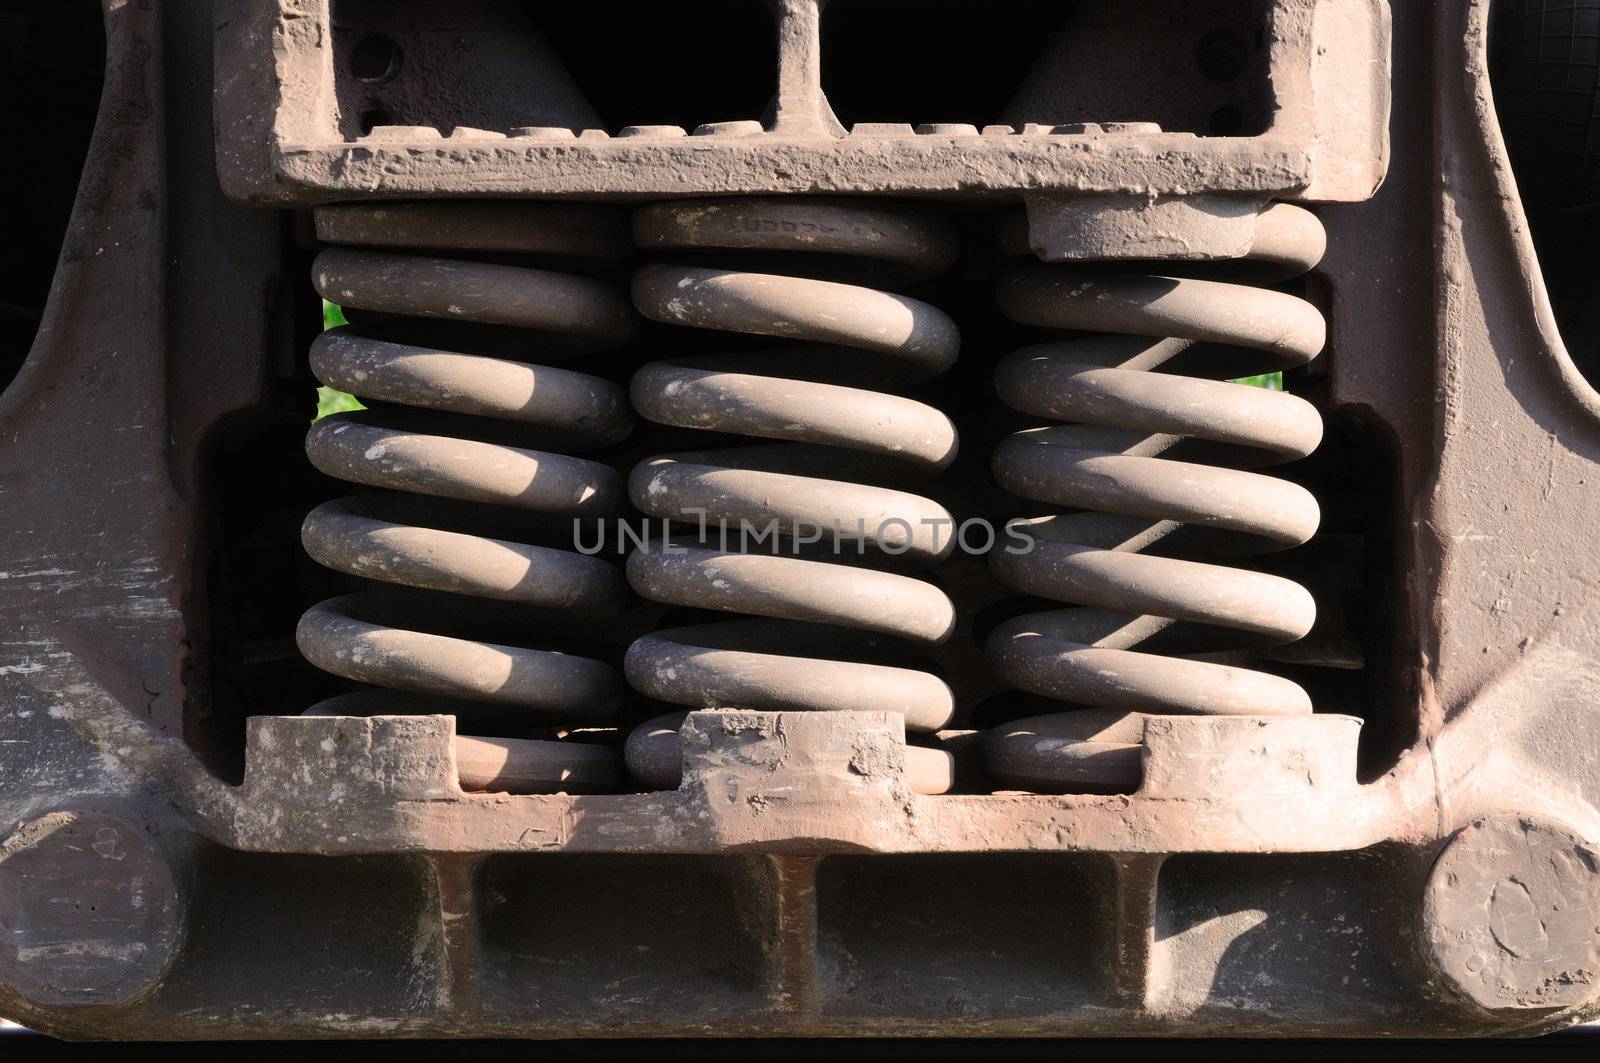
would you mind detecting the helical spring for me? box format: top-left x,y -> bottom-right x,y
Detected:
983,203 -> 1329,793
620,198 -> 963,795
296,202 -> 638,794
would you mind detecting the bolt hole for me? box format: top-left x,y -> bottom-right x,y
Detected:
358,107 -> 394,136
1197,29 -> 1249,83
350,33 -> 402,84
1207,105 -> 1245,136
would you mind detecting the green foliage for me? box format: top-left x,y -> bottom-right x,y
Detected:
1232,372 -> 1282,390
314,301 -> 364,421
315,385 -> 365,420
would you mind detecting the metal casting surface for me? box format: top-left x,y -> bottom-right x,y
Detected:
5,0 -> 1600,1044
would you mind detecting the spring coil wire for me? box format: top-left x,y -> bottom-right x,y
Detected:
983,203 -> 1330,792
620,198 -> 963,795
295,202 -> 639,794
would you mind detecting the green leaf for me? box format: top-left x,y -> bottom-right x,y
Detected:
1231,372 -> 1282,390
314,301 -> 363,421
315,386 -> 365,421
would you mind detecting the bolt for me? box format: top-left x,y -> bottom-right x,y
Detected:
0,810 -> 184,1007
1422,815 -> 1600,1013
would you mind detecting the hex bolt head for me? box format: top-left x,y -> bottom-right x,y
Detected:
0,811 -> 184,1007
1423,815 -> 1600,1012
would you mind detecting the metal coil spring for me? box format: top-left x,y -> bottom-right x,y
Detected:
983,203 -> 1329,792
620,198 -> 963,795
296,202 -> 639,794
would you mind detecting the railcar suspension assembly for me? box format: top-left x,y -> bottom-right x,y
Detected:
621,198 -> 963,795
296,202 -> 638,794
982,202 -> 1330,792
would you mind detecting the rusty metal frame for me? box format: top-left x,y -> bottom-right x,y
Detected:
2,0 -> 1599,1042
213,0 -> 1389,205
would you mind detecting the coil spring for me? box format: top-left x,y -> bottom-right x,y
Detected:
620,198 -> 963,795
983,203 -> 1329,793
296,202 -> 639,794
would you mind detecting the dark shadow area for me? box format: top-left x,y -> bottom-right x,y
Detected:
815,853 -> 1114,1013
1154,849 -> 1420,1023
197,411 -> 347,783
1490,0 -> 1600,383
476,854 -> 774,1014
149,848 -> 442,1018
1259,408 -> 1400,782
330,0 -> 777,136
822,0 -> 1066,128
0,1 -> 106,395
534,0 -> 775,132
4,1032 -> 1599,1059
995,0 -> 1275,136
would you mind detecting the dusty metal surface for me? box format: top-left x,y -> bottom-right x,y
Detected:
212,0 -> 1390,205
3,0 -> 1600,1043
